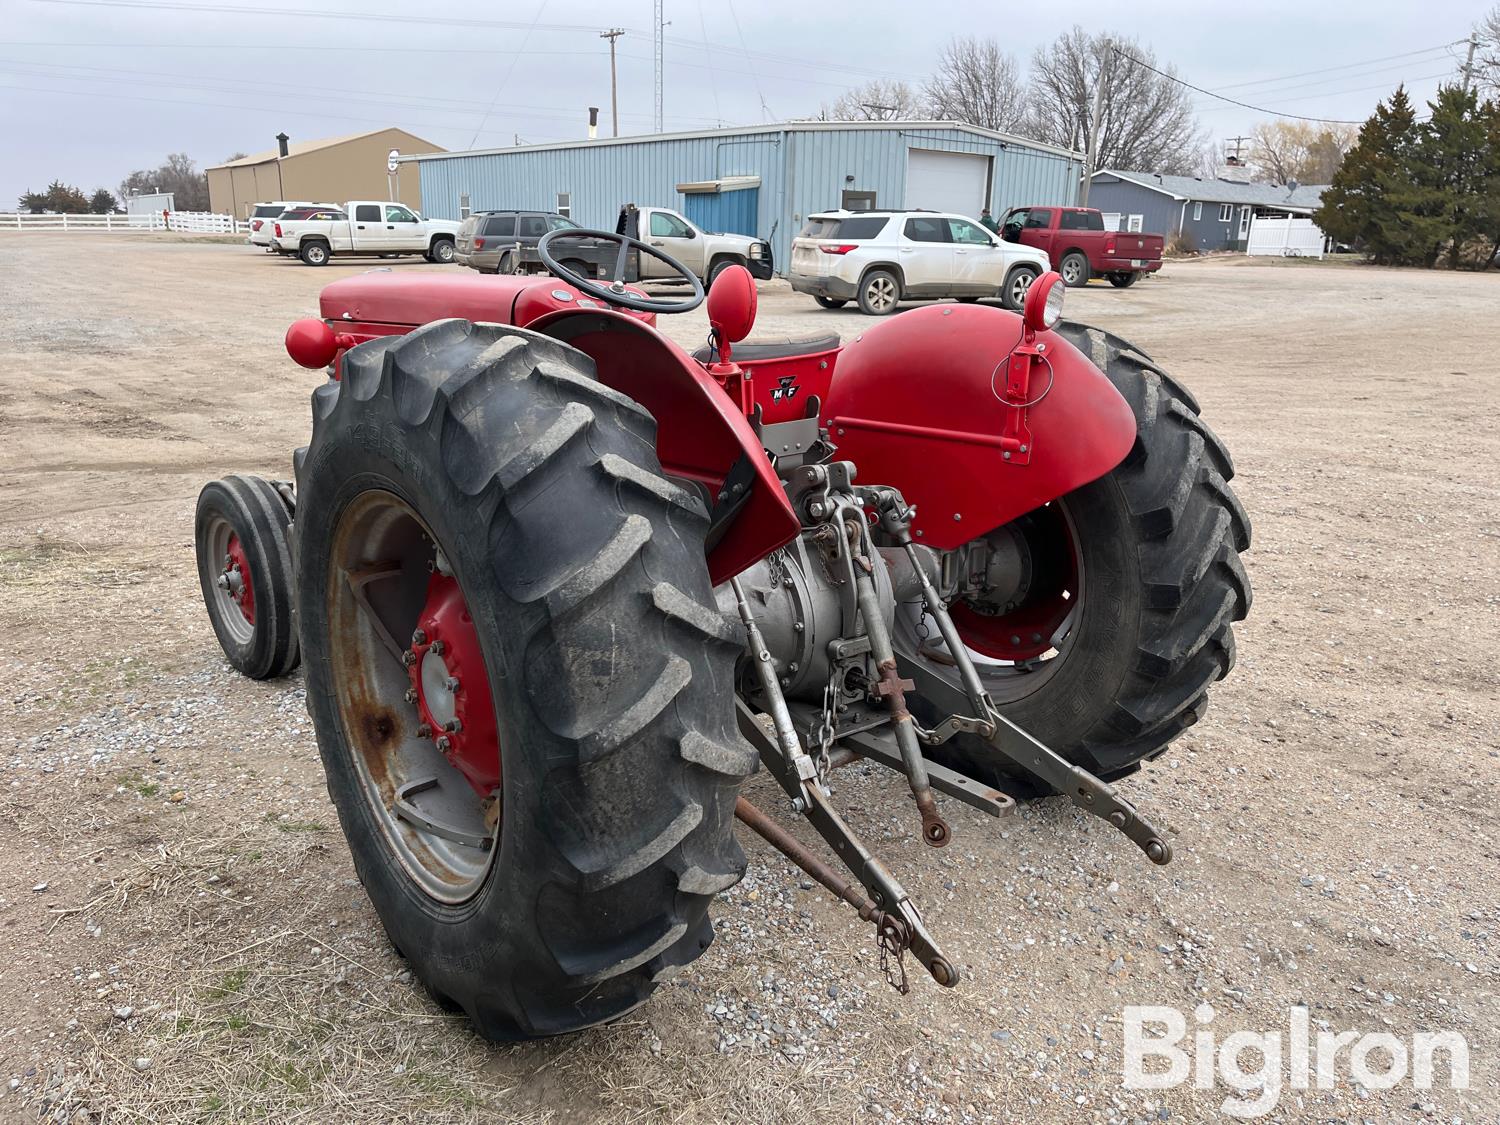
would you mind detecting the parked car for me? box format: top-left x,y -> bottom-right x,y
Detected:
269,201 -> 461,266
789,209 -> 1050,316
247,201 -> 318,250
999,206 -> 1163,288
455,210 -> 613,277
616,204 -> 773,284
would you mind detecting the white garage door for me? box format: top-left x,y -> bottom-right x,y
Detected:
905,148 -> 991,218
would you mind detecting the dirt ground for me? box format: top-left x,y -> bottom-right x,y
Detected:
0,233 -> 1496,1124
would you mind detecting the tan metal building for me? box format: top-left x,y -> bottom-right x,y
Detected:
206,128 -> 445,219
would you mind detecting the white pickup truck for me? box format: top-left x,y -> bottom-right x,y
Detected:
616,204 -> 773,284
270,201 -> 461,266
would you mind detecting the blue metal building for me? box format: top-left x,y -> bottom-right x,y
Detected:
402,121 -> 1082,275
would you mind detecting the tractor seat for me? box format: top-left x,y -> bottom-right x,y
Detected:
692,332 -> 840,365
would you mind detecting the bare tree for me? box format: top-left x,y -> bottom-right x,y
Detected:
822,79 -> 923,122
921,36 -> 1027,132
1027,27 -> 1204,174
1476,5 -> 1500,92
1246,121 -> 1357,184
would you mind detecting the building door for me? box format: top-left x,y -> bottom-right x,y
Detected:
1238,206 -> 1252,243
682,186 -> 759,236
905,148 -> 991,218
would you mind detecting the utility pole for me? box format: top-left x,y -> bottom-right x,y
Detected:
653,0 -> 665,133
1460,31 -> 1478,95
600,28 -> 623,137
1079,40 -> 1112,207
1225,135 -> 1251,160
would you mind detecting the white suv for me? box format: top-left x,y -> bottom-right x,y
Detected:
790,210 -> 1051,315
247,201 -> 318,249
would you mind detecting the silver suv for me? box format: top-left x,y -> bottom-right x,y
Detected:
789,209 -> 1051,315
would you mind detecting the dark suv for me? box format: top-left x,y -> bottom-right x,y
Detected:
455,210 -> 611,276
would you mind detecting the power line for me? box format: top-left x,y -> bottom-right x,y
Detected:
26,0 -> 614,32
468,0 -> 548,147
0,56 -> 720,123
1113,46 -> 1375,124
1189,71 -> 1455,114
1209,42 -> 1464,91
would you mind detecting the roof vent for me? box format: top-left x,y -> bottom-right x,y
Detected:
276,132 -> 289,158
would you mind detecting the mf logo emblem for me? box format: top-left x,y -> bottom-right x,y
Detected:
771,375 -> 800,403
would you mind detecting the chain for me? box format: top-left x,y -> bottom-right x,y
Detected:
814,678 -> 837,784
877,916 -> 911,995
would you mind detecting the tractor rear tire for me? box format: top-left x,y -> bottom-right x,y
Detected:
194,475 -> 300,679
929,321 -> 1251,791
293,319 -> 753,1040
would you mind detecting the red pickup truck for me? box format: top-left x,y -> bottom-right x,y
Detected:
1000,206 -> 1163,289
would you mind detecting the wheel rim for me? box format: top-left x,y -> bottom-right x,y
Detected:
310,246 -> 326,264
866,276 -> 896,311
327,489 -> 501,903
1062,258 -> 1082,283
904,500 -> 1085,705
1010,270 -> 1036,307
437,242 -> 453,262
205,515 -> 255,643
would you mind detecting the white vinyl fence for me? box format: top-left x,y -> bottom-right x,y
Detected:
1247,215 -> 1326,259
0,211 -> 248,234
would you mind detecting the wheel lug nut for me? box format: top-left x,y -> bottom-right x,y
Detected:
435,736 -> 452,753
401,650 -> 416,667
411,628 -> 427,646
445,676 -> 460,692
443,719 -> 462,733
429,640 -> 445,656
416,723 -> 431,738
403,688 -> 418,704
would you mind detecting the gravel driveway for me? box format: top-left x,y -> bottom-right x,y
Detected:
0,234 -> 1495,1123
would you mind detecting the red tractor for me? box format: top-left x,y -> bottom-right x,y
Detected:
195,230 -> 1249,1040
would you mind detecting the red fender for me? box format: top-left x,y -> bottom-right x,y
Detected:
531,308 -> 799,585
821,304 -> 1136,549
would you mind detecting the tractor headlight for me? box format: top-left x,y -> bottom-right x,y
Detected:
1023,270 -> 1066,333
1042,279 -> 1065,327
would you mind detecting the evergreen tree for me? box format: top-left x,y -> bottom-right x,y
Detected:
1316,87 -> 1420,264
88,188 -> 120,214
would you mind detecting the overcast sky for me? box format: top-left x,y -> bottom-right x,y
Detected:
1,0 -> 1489,207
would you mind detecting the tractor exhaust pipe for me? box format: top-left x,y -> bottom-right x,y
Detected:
588,107 -> 599,140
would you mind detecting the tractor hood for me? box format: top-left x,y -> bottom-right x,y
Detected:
316,272 -> 654,329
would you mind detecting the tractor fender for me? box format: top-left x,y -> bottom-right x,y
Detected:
531,308 -> 799,584
821,303 -> 1136,550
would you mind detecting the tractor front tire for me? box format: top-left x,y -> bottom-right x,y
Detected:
930,321 -> 1251,790
194,475 -> 300,679
293,319 -> 753,1040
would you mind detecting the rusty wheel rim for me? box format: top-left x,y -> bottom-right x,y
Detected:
327,489 -> 500,904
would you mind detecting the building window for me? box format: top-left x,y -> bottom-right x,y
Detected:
1127,214 -> 1144,233
1218,203 -> 1233,222
1101,212 -> 1122,231
556,192 -> 571,218
1192,201 -> 1202,221
459,192 -> 471,219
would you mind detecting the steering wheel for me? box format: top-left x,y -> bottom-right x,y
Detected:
537,228 -> 705,314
